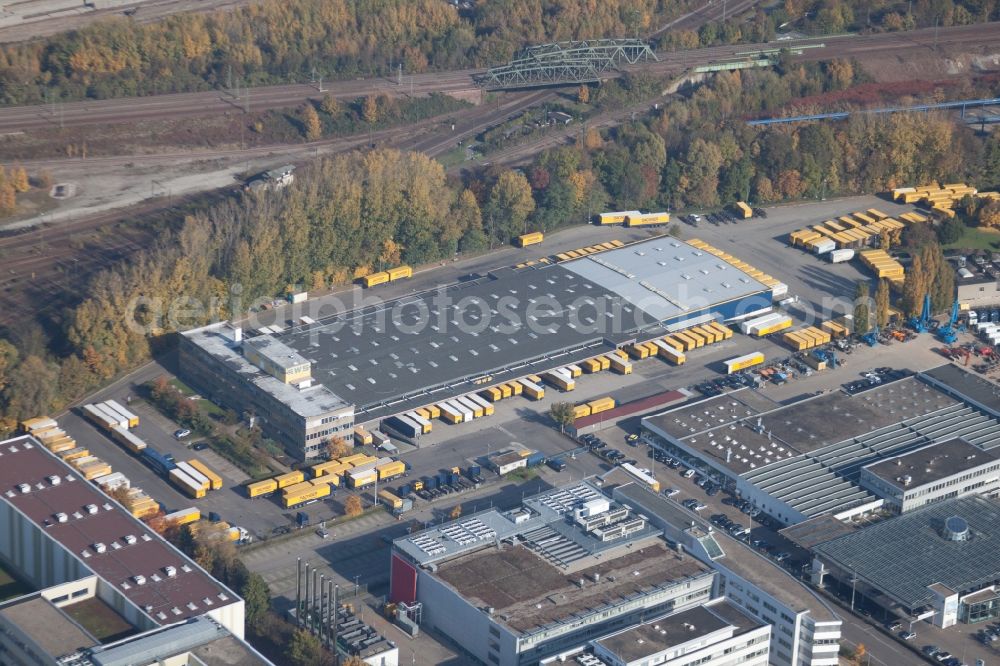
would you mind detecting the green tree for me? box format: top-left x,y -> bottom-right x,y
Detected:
2,356 -> 57,423
485,171 -> 535,242
932,255 -> 956,314
549,402 -> 576,432
241,573 -> 271,630
874,279 -> 890,329
937,216 -> 963,245
853,280 -> 871,335
288,628 -> 324,666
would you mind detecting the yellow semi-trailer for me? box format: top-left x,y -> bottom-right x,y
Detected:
672,331 -> 698,351
170,468 -> 206,499
78,461 -> 113,480
338,453 -> 376,467
725,352 -> 765,374
82,404 -> 118,431
362,272 -> 390,288
498,383 -> 513,399
454,396 -> 484,419
110,426 -> 147,454
312,473 -> 341,487
274,471 -> 305,489
652,340 -> 686,365
347,469 -> 377,489
187,459 -> 223,490
625,211 -> 670,227
388,265 -> 413,281
607,354 -> 632,375
587,397 -> 616,414
581,358 -> 602,373
405,411 -> 434,434
311,460 -> 351,479
59,447 -> 90,463
378,490 -> 404,510
164,507 -> 201,526
438,402 -> 463,424
756,317 -> 792,337
45,436 -> 77,454
20,416 -> 58,433
177,461 -> 211,491
566,364 -> 583,378
377,460 -> 406,481
507,381 -> 523,396
514,232 -> 544,247
621,462 -> 660,493
541,371 -> 575,392
627,343 -> 651,359
103,400 -> 139,428
354,426 -> 373,446
465,393 -> 495,416
282,483 -> 331,508
519,377 -> 545,400
450,398 -> 476,422
481,386 -> 503,402
281,481 -> 314,496
707,321 -> 733,340
597,210 -> 641,225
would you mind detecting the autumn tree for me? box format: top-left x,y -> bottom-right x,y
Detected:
362,95 -> 379,125
874,279 -> 890,328
11,167 -> 29,193
979,202 -> 1000,228
344,495 -> 363,517
853,281 -> 870,335
320,94 -> 340,115
902,254 -> 927,318
326,435 -> 352,460
449,504 -> 462,520
302,104 -> 322,140
577,85 -> 590,104
288,628 -> 324,666
550,402 -> 576,432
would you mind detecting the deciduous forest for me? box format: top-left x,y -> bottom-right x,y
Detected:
0,0 -> 681,104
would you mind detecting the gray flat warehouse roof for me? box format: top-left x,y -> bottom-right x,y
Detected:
814,495 -> 1000,608
864,438 -> 1000,489
272,238 -> 771,417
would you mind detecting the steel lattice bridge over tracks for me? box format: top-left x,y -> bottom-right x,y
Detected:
476,39 -> 658,91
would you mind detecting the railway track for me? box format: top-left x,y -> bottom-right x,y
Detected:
3,20 -> 998,136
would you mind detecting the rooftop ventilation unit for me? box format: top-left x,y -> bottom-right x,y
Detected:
17,483 -> 30,494
132,575 -> 147,586
92,543 -> 107,554
47,475 -> 61,486
123,535 -> 137,545
164,566 -> 177,578
85,504 -> 98,515
54,512 -> 68,523
943,516 -> 970,542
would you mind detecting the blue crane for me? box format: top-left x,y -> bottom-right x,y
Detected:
862,324 -> 880,347
936,300 -> 961,344
909,293 -> 931,333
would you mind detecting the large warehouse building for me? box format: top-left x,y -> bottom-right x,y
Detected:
641,366 -> 1000,526
390,480 -> 838,666
180,237 -> 776,458
811,495 -> 1000,628
0,435 -> 260,666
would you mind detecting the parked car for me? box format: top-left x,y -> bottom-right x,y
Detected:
547,458 -> 566,472
663,488 -> 680,497
682,469 -> 696,478
315,528 -> 330,539
192,442 -> 209,451
174,429 -> 191,439
900,631 -> 917,641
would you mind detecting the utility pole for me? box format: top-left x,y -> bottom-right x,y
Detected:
398,63 -> 403,86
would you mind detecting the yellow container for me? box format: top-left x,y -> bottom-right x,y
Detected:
573,404 -> 592,419
188,459 -> 223,490
275,471 -> 305,489
587,397 -> 616,414
388,265 -> 413,281
377,460 -> 406,481
354,426 -> 374,446
362,272 -> 389,288
247,478 -> 277,498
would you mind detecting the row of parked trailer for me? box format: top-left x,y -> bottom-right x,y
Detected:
245,453 -> 407,508
162,507 -> 246,542
360,265 -> 413,288
20,416 -> 168,520
788,208 -> 920,255
596,210 -> 671,227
